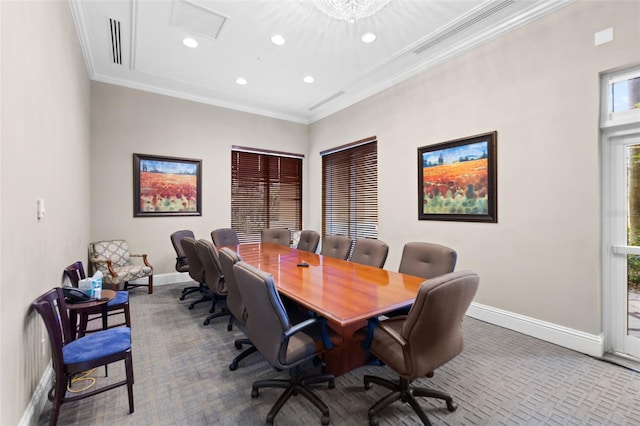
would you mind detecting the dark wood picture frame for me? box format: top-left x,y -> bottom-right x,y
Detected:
417,131 -> 497,222
133,153 -> 202,217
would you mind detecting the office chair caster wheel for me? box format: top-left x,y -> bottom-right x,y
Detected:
227,323 -> 233,331
251,388 -> 259,398
203,318 -> 210,326
364,382 -> 372,390
266,417 -> 274,426
368,417 -> 378,426
234,341 -> 243,350
179,295 -> 186,301
447,400 -> 458,412
188,304 -> 195,310
321,414 -> 330,425
229,361 -> 238,371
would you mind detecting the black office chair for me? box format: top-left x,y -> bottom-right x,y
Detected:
195,239 -> 230,326
233,261 -> 335,425
170,230 -> 202,300
219,247 -> 259,370
180,237 -> 210,309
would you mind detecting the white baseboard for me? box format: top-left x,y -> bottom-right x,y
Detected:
20,363 -> 52,426
467,302 -> 604,357
129,272 -> 194,287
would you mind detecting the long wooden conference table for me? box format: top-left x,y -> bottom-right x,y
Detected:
228,242 -> 425,376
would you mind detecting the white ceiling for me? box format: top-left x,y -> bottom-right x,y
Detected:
70,0 -> 571,124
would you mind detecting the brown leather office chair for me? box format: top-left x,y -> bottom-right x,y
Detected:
320,235 -> 353,260
233,261 -> 335,425
362,270 -> 479,426
349,238 -> 389,268
398,242 -> 457,279
88,239 -> 153,294
385,241 -> 458,317
195,239 -> 229,326
180,237 -> 209,309
63,261 -> 130,335
261,228 -> 291,246
219,247 -> 258,371
296,230 -> 320,253
211,228 -> 240,247
32,287 -> 134,426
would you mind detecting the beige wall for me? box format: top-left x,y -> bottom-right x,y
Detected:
90,83 -> 309,275
308,0 -> 640,334
4,0 -> 640,423
1,1 -> 91,424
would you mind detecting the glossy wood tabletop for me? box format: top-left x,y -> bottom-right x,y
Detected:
231,243 -> 425,327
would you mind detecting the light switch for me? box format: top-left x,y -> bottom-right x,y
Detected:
37,199 -> 46,220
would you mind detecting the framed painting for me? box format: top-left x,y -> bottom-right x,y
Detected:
417,131 -> 497,222
133,153 -> 202,217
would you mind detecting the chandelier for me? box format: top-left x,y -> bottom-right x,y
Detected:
313,0 -> 391,23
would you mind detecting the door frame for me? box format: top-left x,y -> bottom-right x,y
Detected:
602,122 -> 640,360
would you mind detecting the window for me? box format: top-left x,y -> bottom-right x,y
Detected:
603,67 -> 640,127
322,138 -> 378,240
231,148 -> 302,243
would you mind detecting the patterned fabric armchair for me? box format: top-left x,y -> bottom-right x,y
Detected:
89,239 -> 153,294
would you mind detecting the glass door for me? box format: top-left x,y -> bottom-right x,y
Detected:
605,132 -> 640,359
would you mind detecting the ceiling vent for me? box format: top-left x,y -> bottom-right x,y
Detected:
413,0 -> 515,55
308,91 -> 346,111
171,0 -> 228,41
109,18 -> 122,65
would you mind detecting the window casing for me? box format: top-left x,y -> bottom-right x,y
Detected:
602,67 -> 640,127
231,149 -> 302,243
322,139 -> 378,240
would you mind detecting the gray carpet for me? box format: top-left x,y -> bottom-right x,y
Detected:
38,283 -> 640,425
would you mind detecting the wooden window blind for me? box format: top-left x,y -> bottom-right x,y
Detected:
322,139 -> 378,240
231,149 -> 302,243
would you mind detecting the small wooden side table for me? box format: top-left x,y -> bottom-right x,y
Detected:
67,289 -> 116,340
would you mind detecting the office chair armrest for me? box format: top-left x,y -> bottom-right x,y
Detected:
284,316 -> 334,350
89,258 -> 119,278
284,317 -> 320,339
376,321 -> 407,349
130,253 -> 153,268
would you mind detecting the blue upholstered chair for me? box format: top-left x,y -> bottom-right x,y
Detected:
32,287 -> 134,426
63,261 -> 130,336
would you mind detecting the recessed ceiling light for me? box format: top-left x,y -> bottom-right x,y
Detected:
183,37 -> 198,48
303,75 -> 315,83
271,34 -> 285,46
236,77 -> 247,85
361,32 -> 376,43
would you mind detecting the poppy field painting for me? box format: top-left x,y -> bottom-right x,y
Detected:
133,154 -> 202,217
417,132 -> 497,222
